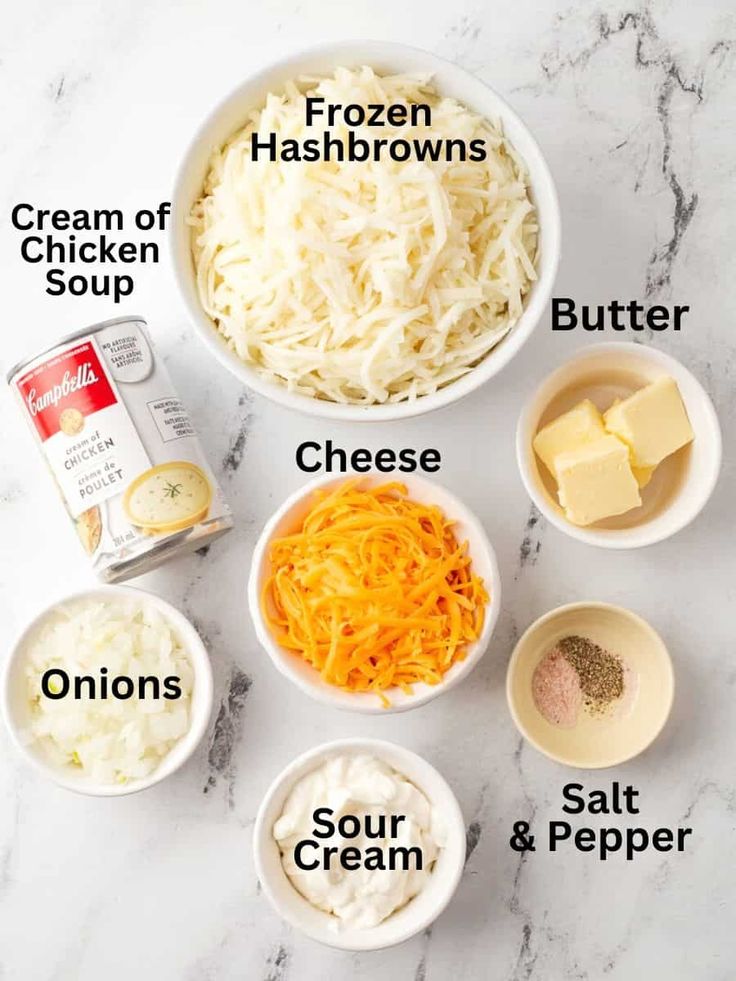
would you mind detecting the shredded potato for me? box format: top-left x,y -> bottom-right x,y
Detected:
262,480 -> 488,704
190,67 -> 538,404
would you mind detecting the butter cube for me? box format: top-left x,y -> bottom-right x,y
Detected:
603,376 -> 694,469
533,399 -> 606,477
600,400 -> 654,487
632,466 -> 655,488
556,435 -> 642,526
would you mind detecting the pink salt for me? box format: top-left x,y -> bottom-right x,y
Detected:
532,647 -> 582,728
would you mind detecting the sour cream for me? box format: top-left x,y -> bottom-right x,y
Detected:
273,753 -> 445,930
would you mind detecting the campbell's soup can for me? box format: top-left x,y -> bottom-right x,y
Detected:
8,315 -> 233,582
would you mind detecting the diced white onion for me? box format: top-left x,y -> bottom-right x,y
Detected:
21,598 -> 194,785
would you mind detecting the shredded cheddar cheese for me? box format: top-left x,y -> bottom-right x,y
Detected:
262,480 -> 488,704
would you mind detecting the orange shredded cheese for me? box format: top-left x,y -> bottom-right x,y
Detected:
262,479 -> 488,704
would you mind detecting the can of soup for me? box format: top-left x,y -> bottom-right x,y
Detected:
8,315 -> 233,582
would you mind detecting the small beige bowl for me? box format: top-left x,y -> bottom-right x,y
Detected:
516,342 -> 722,548
506,602 -> 674,768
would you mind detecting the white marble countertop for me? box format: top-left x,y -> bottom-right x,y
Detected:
1,1 -> 734,978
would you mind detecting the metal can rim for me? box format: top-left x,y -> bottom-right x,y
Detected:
6,314 -> 148,384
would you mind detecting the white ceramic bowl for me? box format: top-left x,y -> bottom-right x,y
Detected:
2,585 -> 214,796
253,737 -> 466,950
171,40 -> 561,421
248,473 -> 501,713
516,342 -> 722,548
507,602 -> 674,768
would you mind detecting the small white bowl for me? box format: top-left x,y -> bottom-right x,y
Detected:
2,585 -> 213,796
253,737 -> 466,950
516,342 -> 722,548
248,473 -> 501,713
171,39 -> 560,421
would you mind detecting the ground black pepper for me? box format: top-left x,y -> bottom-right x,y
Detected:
558,635 -> 624,714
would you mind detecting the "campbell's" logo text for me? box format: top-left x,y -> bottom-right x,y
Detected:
25,364 -> 100,416
14,339 -> 118,441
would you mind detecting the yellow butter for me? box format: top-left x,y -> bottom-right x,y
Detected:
632,465 -> 655,488
533,399 -> 606,477
603,376 -> 694,469
555,435 -> 642,526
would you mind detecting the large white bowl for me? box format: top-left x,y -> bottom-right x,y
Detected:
248,473 -> 501,713
253,737 -> 466,950
516,342 -> 722,549
171,40 -> 560,421
2,585 -> 214,797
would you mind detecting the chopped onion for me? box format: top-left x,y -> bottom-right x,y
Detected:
21,597 -> 194,785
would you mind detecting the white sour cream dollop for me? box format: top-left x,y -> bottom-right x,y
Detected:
273,753 -> 445,930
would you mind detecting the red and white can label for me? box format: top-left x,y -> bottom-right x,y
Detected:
15,341 -> 117,441
14,336 -> 151,518
9,317 -> 232,581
